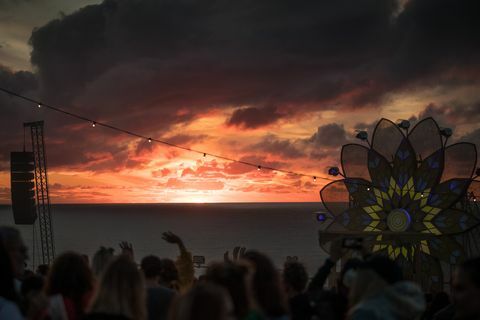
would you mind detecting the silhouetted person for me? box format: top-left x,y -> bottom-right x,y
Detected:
283,261 -> 312,320
169,283 -> 234,320
205,261 -> 251,320
0,226 -> 28,278
141,255 -> 175,320
161,232 -> 194,292
308,238 -> 361,320
36,264 -> 49,278
243,251 -> 289,320
348,255 -> 425,320
21,274 -> 48,319
0,241 -> 23,319
159,258 -> 180,291
46,251 -> 94,320
449,257 -> 480,320
86,255 -> 147,320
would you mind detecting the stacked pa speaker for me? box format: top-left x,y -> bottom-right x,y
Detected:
10,152 -> 37,224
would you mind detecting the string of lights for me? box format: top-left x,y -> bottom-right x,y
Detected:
0,87 -> 335,183
2,87 -> 478,196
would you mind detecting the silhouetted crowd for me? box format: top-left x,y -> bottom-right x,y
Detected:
1,225 -> 480,320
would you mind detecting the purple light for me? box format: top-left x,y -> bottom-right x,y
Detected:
317,213 -> 327,222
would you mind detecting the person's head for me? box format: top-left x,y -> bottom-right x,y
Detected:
452,257 -> 480,319
92,246 -> 115,277
205,262 -> 250,319
46,251 -> 94,314
349,254 -> 403,307
21,274 -> 48,320
0,226 -> 28,276
89,255 -> 147,320
0,241 -> 18,301
159,258 -> 180,290
141,255 -> 162,279
282,261 -> 308,297
36,264 -> 49,277
21,274 -> 44,297
169,283 -> 234,320
243,250 -> 288,317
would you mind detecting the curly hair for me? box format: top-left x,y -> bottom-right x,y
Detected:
46,251 -> 94,316
283,261 -> 309,293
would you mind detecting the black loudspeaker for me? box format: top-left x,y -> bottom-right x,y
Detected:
11,152 -> 37,224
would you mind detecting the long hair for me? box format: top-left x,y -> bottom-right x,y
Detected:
89,255 -> 147,320
46,251 -> 94,315
169,283 -> 231,320
243,251 -> 288,317
205,262 -> 250,319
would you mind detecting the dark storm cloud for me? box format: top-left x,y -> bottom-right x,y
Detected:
27,0 -> 399,111
251,135 -> 305,159
418,102 -> 480,126
460,129 -> 480,148
0,66 -> 38,168
24,0 -> 480,127
227,106 -> 286,129
309,123 -> 348,148
0,65 -> 36,93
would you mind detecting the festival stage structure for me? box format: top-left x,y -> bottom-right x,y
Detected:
318,117 -> 480,290
10,121 -> 55,265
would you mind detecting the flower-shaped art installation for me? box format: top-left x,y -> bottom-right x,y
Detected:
319,118 -> 479,288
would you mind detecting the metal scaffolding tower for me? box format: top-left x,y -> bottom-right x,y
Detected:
24,121 -> 55,264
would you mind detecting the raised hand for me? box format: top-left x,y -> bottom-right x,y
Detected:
162,231 -> 183,245
224,246 -> 247,261
119,241 -> 134,260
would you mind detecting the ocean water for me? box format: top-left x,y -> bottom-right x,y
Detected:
0,203 -> 328,275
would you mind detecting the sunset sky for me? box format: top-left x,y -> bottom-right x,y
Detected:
1,0 -> 479,203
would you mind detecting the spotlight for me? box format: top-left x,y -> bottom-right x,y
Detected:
92,122 -> 96,127
313,176 -> 317,182
37,103 -> 42,108
440,128 -> 453,138
203,153 -> 206,158
257,165 -> 261,171
328,167 -> 340,176
355,131 -> 368,141
148,138 -> 152,143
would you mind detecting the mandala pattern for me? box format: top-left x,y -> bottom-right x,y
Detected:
319,118 -> 480,288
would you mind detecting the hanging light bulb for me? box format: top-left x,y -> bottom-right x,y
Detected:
148,138 -> 152,143
203,153 -> 206,158
37,103 -> 42,108
92,122 -> 96,127
313,176 -> 317,182
257,165 -> 261,171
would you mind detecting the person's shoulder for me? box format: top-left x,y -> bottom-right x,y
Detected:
147,285 -> 175,297
0,297 -> 23,320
